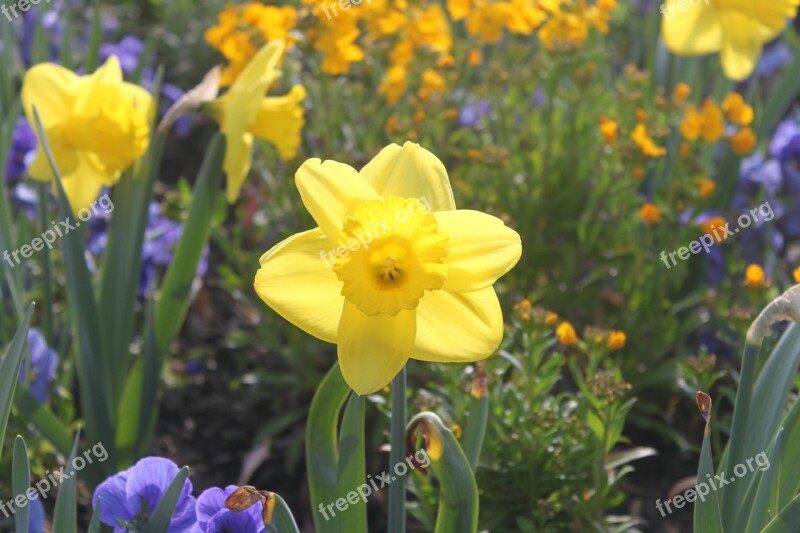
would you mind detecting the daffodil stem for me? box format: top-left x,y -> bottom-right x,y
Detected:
388,366 -> 407,533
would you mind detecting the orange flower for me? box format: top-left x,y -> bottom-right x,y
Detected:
700,216 -> 727,243
607,330 -> 626,350
640,202 -> 661,224
556,322 -> 578,345
729,127 -> 756,155
697,178 -> 716,200
599,116 -> 618,144
633,166 -> 646,179
673,82 -> 691,104
631,123 -> 666,157
745,264 -> 766,288
467,48 -> 483,66
722,93 -> 754,126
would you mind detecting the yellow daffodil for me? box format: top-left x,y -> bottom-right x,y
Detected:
21,56 -> 153,214
661,0 -> 800,81
205,40 -> 307,202
254,142 -> 522,394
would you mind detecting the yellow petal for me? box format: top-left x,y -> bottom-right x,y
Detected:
661,0 -> 722,56
360,142 -> 457,212
73,55 -> 124,116
295,159 -> 381,243
21,63 -> 77,130
435,210 -> 521,292
412,287 -> 503,362
231,39 -> 284,91
27,136 -> 79,183
338,301 -> 414,395
718,11 -> 765,81
59,154 -> 109,215
254,228 -> 345,343
247,85 -> 306,160
224,132 -> 253,203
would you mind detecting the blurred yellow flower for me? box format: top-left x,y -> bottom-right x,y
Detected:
673,82 -> 691,104
661,0 -> 800,81
722,93 -> 754,126
556,321 -> 578,345
468,48 -> 483,66
379,65 -> 408,105
607,330 -> 626,350
700,216 -> 727,243
697,178 -> 716,200
745,264 -> 766,288
631,123 -> 666,158
418,68 -> 447,101
640,202 -> 661,224
599,116 -> 618,144
466,3 -> 510,43
206,40 -> 306,202
794,267 -> 800,283
447,0 -> 473,20
505,0 -> 546,35
729,127 -> 756,155
254,142 -> 522,394
315,22 -> 365,75
21,56 -> 153,214
544,311 -> 558,326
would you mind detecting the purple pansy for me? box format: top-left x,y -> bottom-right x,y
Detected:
459,101 -> 490,128
18,328 -> 58,403
93,457 -> 197,532
191,486 -> 265,533
6,118 -> 37,180
100,36 -> 146,75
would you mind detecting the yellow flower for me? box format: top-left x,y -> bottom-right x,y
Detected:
544,311 -> 558,326
697,178 -> 716,200
206,40 -> 307,202
701,99 -> 725,142
673,82 -> 691,104
467,48 -> 483,66
407,4 -> 453,54
379,65 -> 408,105
729,127 -> 756,155
556,321 -> 578,345
515,298 -> 532,320
21,56 -> 153,214
315,19 -> 365,75
680,105 -> 704,140
722,93 -> 754,126
254,142 -> 522,394
599,116 -> 618,144
793,267 -> 800,283
447,0 -> 473,20
640,202 -> 661,224
538,7 -> 590,51
700,216 -> 727,243
607,330 -> 626,350
418,69 -> 447,101
661,0 -> 800,81
745,264 -> 766,288
631,123 -> 666,157
505,0 -> 546,35
466,3 -> 510,43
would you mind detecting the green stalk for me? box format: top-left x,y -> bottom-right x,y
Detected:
36,182 -> 53,341
388,366 -> 407,533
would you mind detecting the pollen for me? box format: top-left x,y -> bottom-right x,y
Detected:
381,256 -> 400,281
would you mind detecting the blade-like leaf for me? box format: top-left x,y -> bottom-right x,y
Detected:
306,362 -> 350,532
13,386 -> 73,457
142,466 -> 189,533
0,302 -> 33,461
693,394 -> 723,533
13,435 -> 31,533
337,393 -> 366,533
52,432 -> 81,532
267,493 -> 301,533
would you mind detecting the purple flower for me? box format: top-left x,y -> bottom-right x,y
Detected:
93,457 -> 197,532
191,486 -> 265,533
18,328 -> 58,403
100,36 -> 146,75
6,118 -> 37,180
458,101 -> 490,128
11,183 -> 39,222
28,497 -> 45,533
758,41 -> 794,78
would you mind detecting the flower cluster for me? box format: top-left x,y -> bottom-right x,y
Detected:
680,93 -> 756,155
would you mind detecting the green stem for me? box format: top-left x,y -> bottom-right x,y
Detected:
388,366 -> 407,533
36,182 -> 53,341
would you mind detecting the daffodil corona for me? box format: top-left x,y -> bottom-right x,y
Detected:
254,143 -> 522,394
21,56 -> 153,214
661,0 -> 800,81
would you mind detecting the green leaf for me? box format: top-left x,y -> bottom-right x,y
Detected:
745,428 -> 783,531
88,498 -> 102,533
389,367 -> 407,533
462,393 -> 488,471
13,435 -> 31,533
155,133 -> 225,354
267,493 -> 301,533
407,412 -> 479,533
337,393 -> 367,533
693,414 -> 723,532
306,362 -> 351,533
761,491 -> 800,533
0,302 -> 33,461
52,432 -> 81,532
142,466 -> 190,533
13,386 -> 73,457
